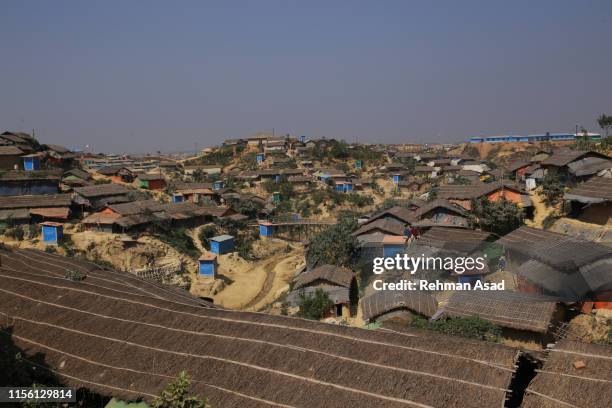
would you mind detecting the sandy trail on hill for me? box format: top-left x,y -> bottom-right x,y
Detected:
245,250 -> 304,311
211,241 -> 304,310
525,188 -> 550,229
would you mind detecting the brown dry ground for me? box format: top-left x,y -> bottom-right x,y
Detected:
566,314 -> 611,343
550,217 -> 612,245
192,238 -> 305,310
525,188 -> 552,229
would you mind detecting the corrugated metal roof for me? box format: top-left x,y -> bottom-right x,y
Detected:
210,234 -> 234,242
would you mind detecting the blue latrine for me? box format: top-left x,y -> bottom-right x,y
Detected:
392,174 -> 401,184
210,235 -> 235,254
198,253 -> 217,278
41,222 -> 63,245
382,236 -> 406,257
256,153 -> 265,163
259,221 -> 274,237
212,180 -> 225,190
23,155 -> 41,171
172,193 -> 185,203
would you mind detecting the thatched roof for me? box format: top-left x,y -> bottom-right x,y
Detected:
0,145 -> 24,155
567,157 -> 612,177
565,176 -> 612,203
107,199 -> 159,215
63,168 -> 92,181
413,199 -> 468,219
0,247 -> 521,408
436,182 -> 525,201
0,194 -> 72,210
504,160 -> 531,172
541,149 -> 609,167
361,291 -> 438,321
172,181 -> 213,191
444,291 -> 557,334
97,165 -> 131,176
364,206 -> 417,226
286,284 -> 350,306
74,184 -> 131,198
417,227 -> 492,254
294,264 -> 354,289
0,170 -> 61,182
497,226 -> 611,271
522,340 -> 612,407
137,173 -> 165,181
352,219 -> 406,237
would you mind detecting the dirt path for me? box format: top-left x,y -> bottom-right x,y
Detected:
245,250 -> 305,311
241,256 -> 286,310
212,242 -> 304,310
188,225 -> 207,254
137,235 -> 198,272
525,188 -> 550,229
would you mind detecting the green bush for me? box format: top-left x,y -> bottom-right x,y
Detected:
65,269 -> 85,281
470,198 -> 524,236
157,228 -> 199,259
298,288 -> 334,320
410,315 -> 501,342
542,213 -> 559,230
152,371 -> 208,408
345,193 -> 373,208
540,174 -> 566,206
4,226 -> 24,241
198,225 -> 217,250
306,215 -> 358,267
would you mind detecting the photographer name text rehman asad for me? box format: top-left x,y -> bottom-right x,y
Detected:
372,279 -> 505,291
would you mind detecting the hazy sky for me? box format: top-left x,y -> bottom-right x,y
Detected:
2,1 -> 611,153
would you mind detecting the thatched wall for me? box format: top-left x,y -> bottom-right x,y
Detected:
0,248 -> 520,407
522,340 -> 612,408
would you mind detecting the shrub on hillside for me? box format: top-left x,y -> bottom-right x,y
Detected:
298,288 -> 334,320
157,228 -> 199,259
410,315 -> 501,342
540,174 -> 566,206
198,225 -> 218,250
4,226 -> 24,241
470,198 -> 524,236
306,215 -> 358,268
152,371 -> 208,408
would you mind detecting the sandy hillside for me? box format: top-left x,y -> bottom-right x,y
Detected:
194,239 -> 304,310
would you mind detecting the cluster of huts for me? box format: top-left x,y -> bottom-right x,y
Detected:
0,131 -> 251,252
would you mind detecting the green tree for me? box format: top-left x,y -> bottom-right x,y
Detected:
306,215 -> 358,267
410,315 -> 501,342
470,198 -> 524,236
298,288 -> 334,320
152,371 -> 208,408
237,199 -> 263,218
597,114 -> 612,138
539,173 -> 566,206
191,169 -> 205,182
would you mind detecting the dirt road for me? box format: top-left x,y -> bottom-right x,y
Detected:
212,242 -> 304,310
525,188 -> 550,229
